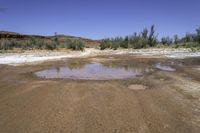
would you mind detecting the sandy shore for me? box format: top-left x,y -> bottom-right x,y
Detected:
0,48 -> 200,65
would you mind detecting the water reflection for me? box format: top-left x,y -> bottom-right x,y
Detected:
154,61 -> 182,72
102,61 -> 153,74
35,62 -> 149,80
155,63 -> 175,71
66,62 -> 86,70
35,60 -> 184,80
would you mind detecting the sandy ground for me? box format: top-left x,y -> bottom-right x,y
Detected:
0,55 -> 200,133
0,48 -> 200,65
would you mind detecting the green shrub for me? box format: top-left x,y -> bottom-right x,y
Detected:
120,36 -> 128,48
0,38 -> 58,50
44,41 -> 57,50
0,39 -> 13,50
67,39 -> 85,51
100,39 -> 111,50
161,37 -> 173,45
111,43 -> 120,50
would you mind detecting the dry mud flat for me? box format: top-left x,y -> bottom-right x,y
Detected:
0,54 -> 200,133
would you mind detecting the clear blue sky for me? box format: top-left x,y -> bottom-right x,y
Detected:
0,0 -> 200,39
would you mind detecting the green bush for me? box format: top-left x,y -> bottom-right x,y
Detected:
0,38 -> 88,51
161,37 -> 173,45
0,39 -> 13,50
100,39 -> 111,50
0,38 -> 58,50
44,41 -> 57,50
129,35 -> 148,49
67,39 -> 85,51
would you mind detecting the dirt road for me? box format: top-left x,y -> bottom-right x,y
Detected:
0,56 -> 200,133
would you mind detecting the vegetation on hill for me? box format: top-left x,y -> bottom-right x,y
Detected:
100,25 -> 200,50
0,32 -> 99,51
0,37 -> 85,51
0,26 -> 200,51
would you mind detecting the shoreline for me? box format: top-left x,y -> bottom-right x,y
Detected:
0,48 -> 200,65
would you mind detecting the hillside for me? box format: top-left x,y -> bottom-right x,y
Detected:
0,31 -> 100,47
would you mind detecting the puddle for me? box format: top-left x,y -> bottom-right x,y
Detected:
34,59 -> 188,80
155,63 -> 176,71
35,62 -> 150,80
155,61 -> 183,72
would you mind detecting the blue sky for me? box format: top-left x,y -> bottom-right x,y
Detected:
0,0 -> 200,39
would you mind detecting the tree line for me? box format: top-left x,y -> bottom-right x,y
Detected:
1,26 -> 200,51
100,25 -> 200,50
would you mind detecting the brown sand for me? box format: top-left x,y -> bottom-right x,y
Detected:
0,55 -> 199,133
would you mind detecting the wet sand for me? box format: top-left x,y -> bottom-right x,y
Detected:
0,55 -> 200,133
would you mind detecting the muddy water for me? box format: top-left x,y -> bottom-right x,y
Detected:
34,58 -> 192,80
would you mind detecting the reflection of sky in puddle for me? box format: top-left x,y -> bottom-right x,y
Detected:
35,63 -> 148,80
155,63 -> 176,71
155,61 -> 182,72
35,60 -> 184,80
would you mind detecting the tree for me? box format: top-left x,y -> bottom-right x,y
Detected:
184,33 -> 195,42
120,36 -> 128,48
174,34 -> 180,44
54,32 -> 59,45
196,27 -> 200,36
161,37 -> 173,45
196,27 -> 200,44
148,25 -> 157,47
141,28 -> 148,39
100,39 -> 111,50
